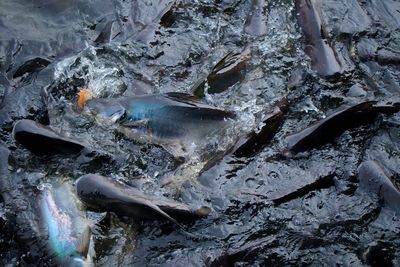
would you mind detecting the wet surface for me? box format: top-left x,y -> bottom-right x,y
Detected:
1,0 -> 400,266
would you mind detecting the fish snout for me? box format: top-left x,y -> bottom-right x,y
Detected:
84,99 -> 126,123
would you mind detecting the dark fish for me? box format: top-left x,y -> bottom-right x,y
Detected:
189,99 -> 288,180
0,145 -> 10,204
131,1 -> 176,44
244,0 -> 267,36
85,92 -> 235,157
0,73 -> 10,109
206,235 -> 276,267
0,72 -> 47,129
233,99 -> 288,157
363,241 -> 395,267
358,160 -> 400,212
295,0 -> 342,77
13,119 -> 90,156
76,174 -> 210,226
159,1 -> 178,27
359,48 -> 400,66
192,47 -> 251,97
285,101 -> 400,153
272,173 -> 335,205
0,145 -> 44,261
13,57 -> 51,79
0,145 -> 8,174
94,21 -> 115,45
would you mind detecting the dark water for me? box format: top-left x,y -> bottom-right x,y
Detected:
1,0 -> 400,266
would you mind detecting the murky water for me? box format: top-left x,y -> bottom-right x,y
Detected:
1,0 -> 400,266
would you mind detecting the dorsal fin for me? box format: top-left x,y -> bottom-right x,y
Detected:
164,92 -> 202,105
345,101 -> 376,113
212,51 -> 236,72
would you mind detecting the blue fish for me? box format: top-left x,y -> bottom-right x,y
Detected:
40,184 -> 94,266
85,92 -> 235,157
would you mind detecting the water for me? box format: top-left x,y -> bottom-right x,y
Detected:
1,0 -> 400,266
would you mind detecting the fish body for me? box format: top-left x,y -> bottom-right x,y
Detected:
233,99 -> 288,158
244,0 -> 267,36
295,0 -> 342,77
85,92 -> 235,157
358,160 -> 400,212
40,184 -> 94,267
13,119 -> 89,156
13,57 -> 51,80
76,174 -> 210,226
285,101 -> 400,153
193,47 -> 251,97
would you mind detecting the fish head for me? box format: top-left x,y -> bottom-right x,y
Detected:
85,98 -> 126,123
75,174 -> 113,210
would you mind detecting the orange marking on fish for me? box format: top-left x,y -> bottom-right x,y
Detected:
77,88 -> 94,108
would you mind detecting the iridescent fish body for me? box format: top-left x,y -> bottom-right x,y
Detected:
85,92 -> 235,157
40,184 -> 93,267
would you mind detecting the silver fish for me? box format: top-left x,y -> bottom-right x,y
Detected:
85,92 -> 235,158
40,183 -> 94,266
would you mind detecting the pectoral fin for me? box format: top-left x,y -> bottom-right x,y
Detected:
162,141 -> 187,160
144,202 -> 184,229
75,226 -> 91,258
121,118 -> 149,128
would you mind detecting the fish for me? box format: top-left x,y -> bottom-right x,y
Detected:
206,235 -> 276,267
76,174 -> 210,227
159,1 -> 177,28
129,1 -> 177,44
40,183 -> 94,266
359,47 -> 400,66
0,145 -> 47,264
94,21 -> 115,45
0,144 -> 8,177
13,119 -> 91,157
0,144 -> 95,265
13,57 -> 52,80
0,144 -> 11,204
285,101 -> 400,153
358,160 -> 400,213
83,92 -> 235,158
244,0 -> 267,37
272,172 -> 335,205
233,99 -> 288,158
294,0 -> 342,77
192,47 -> 251,97
194,99 -> 288,180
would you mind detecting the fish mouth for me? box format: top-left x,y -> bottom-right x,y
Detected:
84,99 -> 126,123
